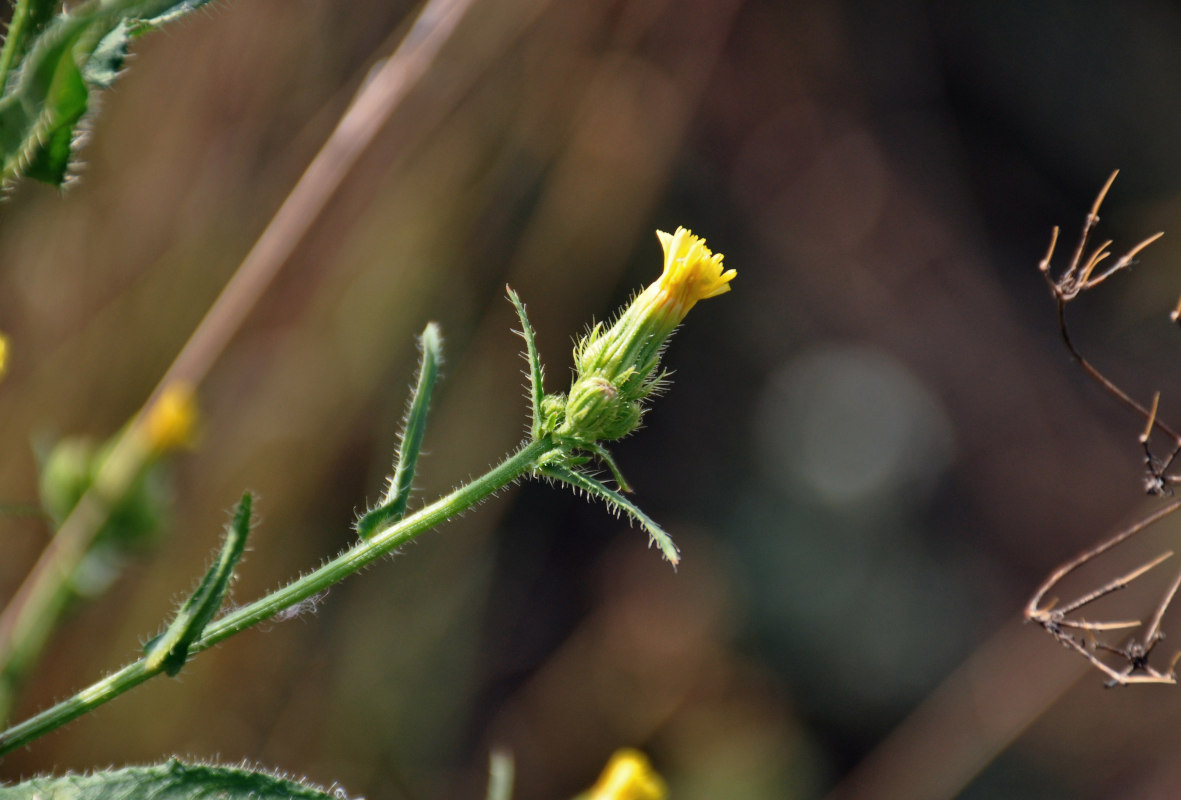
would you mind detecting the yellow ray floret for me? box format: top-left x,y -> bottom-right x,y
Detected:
587,748 -> 668,800
646,226 -> 736,324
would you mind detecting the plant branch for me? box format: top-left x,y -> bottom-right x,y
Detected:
1027,500 -> 1181,622
1039,171 -> 1175,443
0,436 -> 558,756
0,0 -> 477,710
1028,173 -> 1181,685
1054,300 -> 1181,444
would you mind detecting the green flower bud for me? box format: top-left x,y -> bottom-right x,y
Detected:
556,227 -> 734,445
563,375 -> 643,443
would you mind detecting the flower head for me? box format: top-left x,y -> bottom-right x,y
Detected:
551,227 -> 734,444
142,382 -> 199,454
642,226 -> 736,331
0,333 -> 8,381
587,749 -> 668,800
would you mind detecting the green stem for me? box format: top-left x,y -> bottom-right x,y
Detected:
0,429 -> 150,717
0,575 -> 73,724
0,437 -> 557,757
0,0 -> 53,90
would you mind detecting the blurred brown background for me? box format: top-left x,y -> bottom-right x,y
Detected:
6,0 -> 1181,797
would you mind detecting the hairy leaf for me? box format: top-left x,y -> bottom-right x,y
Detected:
356,324 -> 442,539
542,463 -> 680,565
0,759 -> 353,799
0,0 -> 222,187
143,494 -> 252,676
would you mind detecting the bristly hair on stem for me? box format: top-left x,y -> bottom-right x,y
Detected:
1028,171 -> 1181,686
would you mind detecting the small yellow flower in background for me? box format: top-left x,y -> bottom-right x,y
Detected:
0,332 -> 9,380
586,749 -> 668,800
555,227 -> 735,444
143,382 -> 199,454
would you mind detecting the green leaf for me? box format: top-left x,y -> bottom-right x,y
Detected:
143,494 -> 252,676
0,16 -> 89,185
507,287 -> 546,440
0,0 -> 223,187
81,20 -> 133,89
0,95 -> 34,168
586,443 -> 632,493
0,759 -> 353,799
130,0 -> 221,34
542,463 -> 680,565
22,43 -> 88,185
356,323 -> 442,539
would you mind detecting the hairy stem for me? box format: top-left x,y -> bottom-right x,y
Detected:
0,437 -> 556,756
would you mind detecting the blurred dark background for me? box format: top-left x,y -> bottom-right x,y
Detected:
6,0 -> 1181,798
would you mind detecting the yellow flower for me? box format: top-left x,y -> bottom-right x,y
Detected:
639,227 -> 736,331
587,749 -> 668,800
143,382 -> 199,454
554,227 -> 734,444
0,332 -> 8,380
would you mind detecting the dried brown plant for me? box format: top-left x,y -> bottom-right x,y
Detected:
1026,171 -> 1181,686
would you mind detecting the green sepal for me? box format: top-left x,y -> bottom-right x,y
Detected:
539,393 -> 566,439
541,462 -> 679,565
356,323 -> 442,539
144,493 -> 252,676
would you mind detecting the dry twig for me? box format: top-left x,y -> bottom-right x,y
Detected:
1027,171 -> 1181,686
